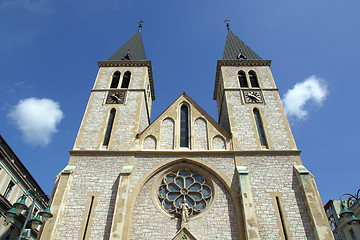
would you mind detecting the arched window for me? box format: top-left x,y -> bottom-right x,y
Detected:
121,71 -> 131,88
253,109 -> 267,147
110,71 -> 120,88
180,105 -> 189,148
249,70 -> 259,88
238,71 -> 248,87
103,108 -> 116,146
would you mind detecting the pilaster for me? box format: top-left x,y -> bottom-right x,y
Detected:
40,165 -> 76,240
110,165 -> 133,240
294,165 -> 334,240
237,166 -> 260,240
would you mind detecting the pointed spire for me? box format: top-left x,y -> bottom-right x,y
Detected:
222,29 -> 263,61
107,31 -> 147,61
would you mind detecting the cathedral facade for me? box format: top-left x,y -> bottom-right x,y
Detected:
40,29 -> 333,240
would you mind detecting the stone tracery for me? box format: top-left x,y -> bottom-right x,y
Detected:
158,169 -> 212,218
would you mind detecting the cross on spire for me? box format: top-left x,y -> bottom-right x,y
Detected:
138,20 -> 144,32
224,19 -> 230,30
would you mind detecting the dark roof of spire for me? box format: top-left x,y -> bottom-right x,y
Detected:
222,30 -> 263,61
107,31 -> 147,61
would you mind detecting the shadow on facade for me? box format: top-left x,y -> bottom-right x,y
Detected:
103,173 -> 121,240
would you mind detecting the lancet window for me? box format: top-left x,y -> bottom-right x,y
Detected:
238,70 -> 248,87
110,71 -> 120,88
249,70 -> 260,88
180,105 -> 189,148
121,71 -> 131,88
253,108 -> 267,147
103,108 -> 116,146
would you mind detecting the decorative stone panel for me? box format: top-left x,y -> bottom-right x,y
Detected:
143,135 -> 157,150
194,118 -> 208,150
212,136 -> 226,150
161,118 -> 175,149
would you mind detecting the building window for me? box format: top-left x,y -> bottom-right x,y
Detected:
110,71 -> 120,88
180,105 -> 189,148
103,108 -> 116,147
158,169 -> 212,218
121,71 -> 131,88
253,109 -> 267,147
249,70 -> 259,88
238,71 -> 248,87
3,180 -> 15,199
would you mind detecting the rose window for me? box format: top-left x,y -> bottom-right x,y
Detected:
158,169 -> 212,217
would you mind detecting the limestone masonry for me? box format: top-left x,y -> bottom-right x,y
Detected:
40,29 -> 333,240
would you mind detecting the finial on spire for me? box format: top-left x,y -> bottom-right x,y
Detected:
224,19 -> 230,30
138,20 -> 144,32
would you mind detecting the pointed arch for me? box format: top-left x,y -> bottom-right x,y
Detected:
194,117 -> 208,150
238,70 -> 248,88
249,70 -> 259,88
123,157 -> 245,240
103,108 -> 116,147
180,105 -> 189,148
161,118 -> 175,149
253,108 -> 267,147
110,71 -> 120,88
121,71 -> 131,88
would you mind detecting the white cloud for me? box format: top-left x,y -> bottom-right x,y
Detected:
8,98 -> 63,146
283,75 -> 328,120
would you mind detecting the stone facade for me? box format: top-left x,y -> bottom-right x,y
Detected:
40,30 -> 333,240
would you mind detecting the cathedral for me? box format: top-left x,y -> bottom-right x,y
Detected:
40,27 -> 334,239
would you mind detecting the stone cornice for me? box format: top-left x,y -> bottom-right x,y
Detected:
213,59 -> 272,100
98,60 -> 155,101
224,88 -> 279,91
69,149 -> 301,156
91,88 -> 145,92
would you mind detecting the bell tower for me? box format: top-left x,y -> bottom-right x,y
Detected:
214,29 -> 297,151
73,30 -> 155,151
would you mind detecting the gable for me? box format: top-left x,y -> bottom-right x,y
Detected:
172,227 -> 198,240
138,93 -> 231,151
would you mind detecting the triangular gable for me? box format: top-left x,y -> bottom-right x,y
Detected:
138,92 -> 231,150
172,227 -> 198,240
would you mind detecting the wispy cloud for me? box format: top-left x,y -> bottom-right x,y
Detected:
8,98 -> 63,146
283,75 -> 328,121
0,0 -> 53,14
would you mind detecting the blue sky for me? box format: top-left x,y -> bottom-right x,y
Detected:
0,0 -> 359,203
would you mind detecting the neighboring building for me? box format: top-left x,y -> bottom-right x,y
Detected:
40,27 -> 334,239
325,199 -> 360,239
0,135 -> 49,240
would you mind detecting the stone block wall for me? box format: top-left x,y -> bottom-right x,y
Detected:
74,66 -> 151,151
242,155 -> 314,239
218,66 -> 296,151
50,153 -> 317,240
